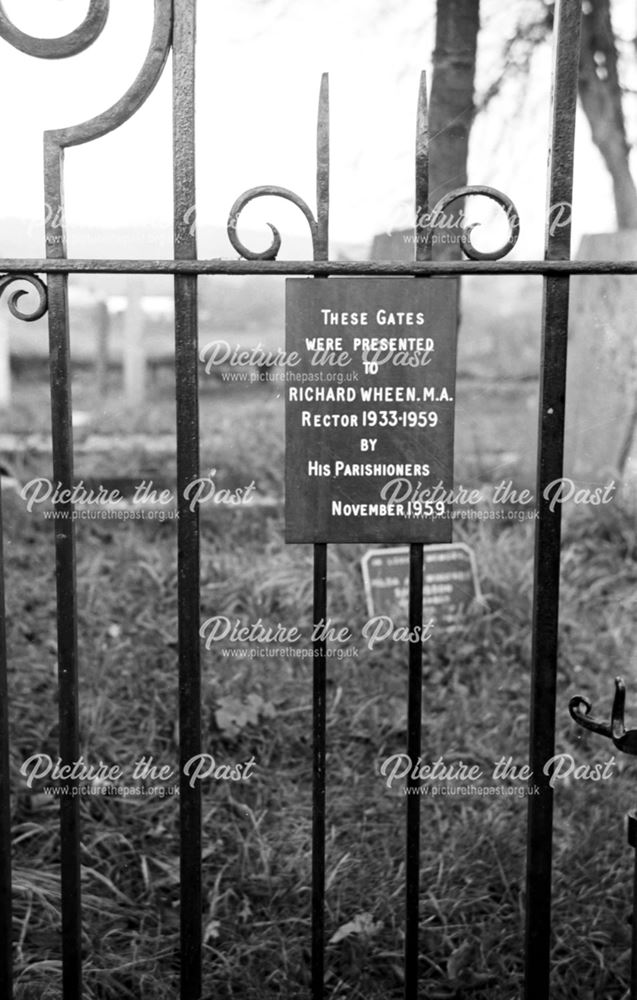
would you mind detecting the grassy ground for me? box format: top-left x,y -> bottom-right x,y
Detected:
3,371 -> 637,998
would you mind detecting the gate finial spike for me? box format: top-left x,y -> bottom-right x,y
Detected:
415,71 -> 430,263
316,72 -> 329,262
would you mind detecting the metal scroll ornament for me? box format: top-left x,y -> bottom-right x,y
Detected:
0,0 -> 109,59
227,186 -> 321,261
0,275 -> 48,322
226,69 -> 519,266
570,677 -> 637,755
227,181 -> 520,264
431,185 -> 520,261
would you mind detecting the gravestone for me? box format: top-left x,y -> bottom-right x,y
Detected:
565,232 -> 637,491
0,310 -> 10,408
123,280 -> 147,407
361,543 -> 482,627
94,298 -> 110,399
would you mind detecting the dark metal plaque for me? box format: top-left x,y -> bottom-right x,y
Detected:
285,277 -> 458,542
361,543 -> 482,627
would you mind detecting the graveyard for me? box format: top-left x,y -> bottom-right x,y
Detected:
1,328 -> 635,997
2,1 -> 637,998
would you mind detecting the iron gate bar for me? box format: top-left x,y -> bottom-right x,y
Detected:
312,73 -> 329,1000
0,486 -> 12,996
630,813 -> 637,999
405,545 -> 424,1000
524,1 -> 582,998
46,243 -> 82,1000
6,258 -> 637,276
45,106 -> 83,1000
312,542 -> 327,999
4,3 -> 175,997
172,3 -> 202,999
315,73 -> 330,264
404,71 -> 430,1000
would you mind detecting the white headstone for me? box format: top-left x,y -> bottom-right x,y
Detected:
123,281 -> 146,406
565,232 -> 637,493
0,311 -> 11,409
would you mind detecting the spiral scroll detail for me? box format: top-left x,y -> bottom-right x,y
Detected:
0,274 -> 48,322
429,186 -> 520,262
227,187 -> 319,261
0,0 -> 109,60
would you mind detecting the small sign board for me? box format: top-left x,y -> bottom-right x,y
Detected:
361,543 -> 482,627
285,277 -> 458,543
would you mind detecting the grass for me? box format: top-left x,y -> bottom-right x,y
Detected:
2,371 -> 637,998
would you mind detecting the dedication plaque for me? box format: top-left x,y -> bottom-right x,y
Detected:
285,277 -> 458,543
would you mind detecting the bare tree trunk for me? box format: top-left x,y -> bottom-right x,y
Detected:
579,0 -> 637,229
429,0 -> 480,261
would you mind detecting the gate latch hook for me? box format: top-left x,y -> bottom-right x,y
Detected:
569,677 -> 637,756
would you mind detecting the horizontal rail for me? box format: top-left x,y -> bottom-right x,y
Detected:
2,258 -> 637,277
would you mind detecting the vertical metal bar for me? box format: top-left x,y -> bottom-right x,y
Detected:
405,545 -> 423,999
172,3 -> 201,999
315,73 -> 329,262
404,71 -> 429,1000
312,73 -> 329,1000
629,813 -> 637,999
633,857 -> 637,1000
0,485 -> 12,996
415,71 -> 430,266
44,141 -> 82,1000
312,542 -> 327,1000
524,3 -> 582,998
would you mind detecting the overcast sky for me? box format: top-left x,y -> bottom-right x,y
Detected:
1,0 -> 636,259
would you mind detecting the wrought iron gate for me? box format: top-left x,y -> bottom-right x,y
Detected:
0,1 -> 633,997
